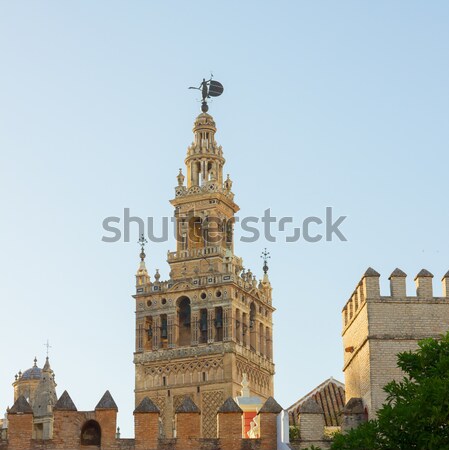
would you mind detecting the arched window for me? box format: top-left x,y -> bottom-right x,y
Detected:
199,308 -> 208,344
81,420 -> 101,446
235,309 -> 241,344
160,314 -> 168,349
215,307 -> 223,342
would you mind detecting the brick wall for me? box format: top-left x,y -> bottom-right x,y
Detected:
1,397 -> 285,450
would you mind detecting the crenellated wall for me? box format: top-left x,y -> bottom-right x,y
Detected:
0,395 -> 285,450
342,268 -> 449,418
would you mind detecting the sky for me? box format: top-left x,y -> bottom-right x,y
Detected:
1,0 -> 448,437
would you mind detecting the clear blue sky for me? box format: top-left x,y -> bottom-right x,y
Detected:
1,1 -> 448,437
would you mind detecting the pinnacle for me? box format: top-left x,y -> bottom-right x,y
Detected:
218,397 -> 243,414
95,390 -> 118,411
299,398 -> 323,414
415,269 -> 434,279
363,267 -> 380,277
54,391 -> 77,411
134,397 -> 160,414
9,396 -> 33,414
259,397 -> 283,414
175,396 -> 200,413
389,268 -> 407,279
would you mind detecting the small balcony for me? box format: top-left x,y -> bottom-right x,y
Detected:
167,246 -> 227,262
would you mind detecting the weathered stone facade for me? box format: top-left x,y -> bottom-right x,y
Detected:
342,267 -> 449,419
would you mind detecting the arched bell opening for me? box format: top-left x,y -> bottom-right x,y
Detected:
215,307 -> 223,342
177,296 -> 191,346
160,314 -> 168,349
249,303 -> 257,351
235,309 -> 242,344
199,308 -> 208,344
145,316 -> 153,351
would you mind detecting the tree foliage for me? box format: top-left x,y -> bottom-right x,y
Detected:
331,332 -> 449,450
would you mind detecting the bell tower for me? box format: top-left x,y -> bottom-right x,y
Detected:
133,109 -> 275,439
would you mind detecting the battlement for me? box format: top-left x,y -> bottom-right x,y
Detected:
342,268 -> 449,419
342,268 -> 449,330
1,393 -> 287,450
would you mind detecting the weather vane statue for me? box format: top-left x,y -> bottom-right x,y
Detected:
189,75 -> 224,112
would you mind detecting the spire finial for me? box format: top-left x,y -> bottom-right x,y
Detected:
33,357 -> 37,367
188,76 -> 224,113
261,248 -> 270,274
44,339 -> 52,357
138,234 -> 148,261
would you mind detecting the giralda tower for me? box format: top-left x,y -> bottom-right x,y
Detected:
133,93 -> 275,438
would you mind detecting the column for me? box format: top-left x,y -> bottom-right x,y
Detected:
259,322 -> 265,356
152,315 -> 160,350
136,321 -> 144,352
266,327 -> 272,360
223,307 -> 231,342
168,314 -> 176,348
191,310 -> 199,346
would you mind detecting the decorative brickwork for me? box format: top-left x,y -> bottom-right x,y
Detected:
201,390 -> 224,438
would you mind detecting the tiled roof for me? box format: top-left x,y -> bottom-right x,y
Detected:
288,378 -> 345,427
21,366 -> 42,380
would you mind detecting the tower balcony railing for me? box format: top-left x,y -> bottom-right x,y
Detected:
235,342 -> 274,371
167,245 -> 227,262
